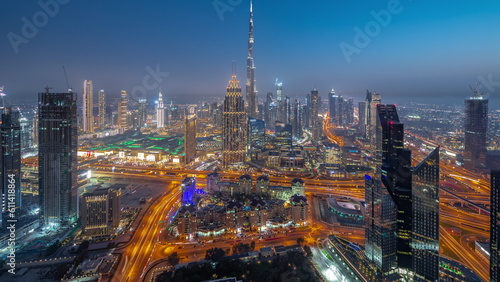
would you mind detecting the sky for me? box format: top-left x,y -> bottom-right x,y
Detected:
1,0 -> 500,107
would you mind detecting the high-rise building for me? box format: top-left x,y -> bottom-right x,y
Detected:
19,115 -> 30,149
328,89 -> 338,124
156,91 -> 166,128
369,92 -> 381,148
347,98 -> 354,125
118,90 -> 129,130
248,117 -> 266,148
32,111 -> 38,147
412,147 -> 440,281
184,114 -> 196,164
310,89 -> 320,143
98,90 -> 106,130
246,0 -> 258,118
83,80 -> 94,133
464,91 -> 488,170
492,170 -> 500,281
292,99 -> 302,139
276,79 -> 283,102
38,90 -> 78,228
80,187 -> 121,234
275,121 -> 293,147
181,177 -> 196,206
222,75 -> 247,166
138,99 -> 147,129
0,107 -> 22,227
264,92 -> 273,128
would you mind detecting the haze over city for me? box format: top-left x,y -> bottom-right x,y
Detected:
1,0 -> 500,106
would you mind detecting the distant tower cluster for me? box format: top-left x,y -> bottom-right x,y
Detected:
118,90 -> 129,130
464,90 -> 488,171
38,90 -> 78,228
222,75 -> 247,166
83,80 -> 94,133
246,0 -> 258,118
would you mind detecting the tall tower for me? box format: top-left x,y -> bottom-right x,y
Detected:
118,90 -> 129,130
38,90 -> 78,228
0,107 -> 22,227
138,99 -> 147,129
246,0 -> 258,118
412,147 -> 440,281
369,92 -> 381,148
328,89 -> 338,124
464,90 -> 488,170
292,99 -> 302,139
156,91 -> 166,128
310,89 -> 320,143
98,90 -> 106,130
491,170 -> 500,281
83,80 -> 94,133
184,113 -> 197,164
223,74 -> 247,166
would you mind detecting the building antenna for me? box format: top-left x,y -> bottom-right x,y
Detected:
62,66 -> 73,93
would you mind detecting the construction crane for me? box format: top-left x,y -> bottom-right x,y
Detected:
469,82 -> 483,97
63,66 -> 73,93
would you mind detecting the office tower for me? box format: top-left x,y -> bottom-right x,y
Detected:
82,80 -> 94,133
369,92 -> 381,147
32,112 -> 38,147
0,108 -> 22,227
265,92 -> 273,127
328,89 -> 338,124
366,104 -> 409,276
117,90 -> 129,130
276,79 -> 283,102
156,91 -> 166,128
284,96 -> 291,124
304,93 -> 311,129
359,101 -> 368,138
412,147 -> 440,281
38,90 -> 77,228
222,75 -> 247,166
310,89 -> 320,143
337,94 -> 345,126
80,187 -> 121,234
292,99 -> 302,139
184,114 -> 196,164
248,117 -> 266,148
347,98 -> 354,125
492,170 -> 500,281
464,91 -> 488,170
98,90 -> 106,130
246,0 -> 258,118
275,121 -> 293,147
138,99 -> 147,129
19,115 -> 30,149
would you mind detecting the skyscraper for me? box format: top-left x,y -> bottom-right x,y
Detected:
328,89 -> 338,124
412,147 -> 440,281
0,107 -> 22,228
276,79 -> 283,102
223,75 -> 247,166
492,170 -> 500,281
464,91 -> 488,170
369,92 -> 381,148
156,91 -> 166,128
38,90 -> 78,228
264,92 -> 273,128
310,89 -> 320,143
184,113 -> 196,164
98,90 -> 106,130
138,99 -> 147,129
292,99 -> 302,139
83,80 -> 94,133
246,0 -> 258,118
118,90 -> 129,130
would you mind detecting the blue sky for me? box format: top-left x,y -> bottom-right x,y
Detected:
1,0 -> 500,107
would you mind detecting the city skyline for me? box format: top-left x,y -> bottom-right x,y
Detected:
0,1 -> 499,107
